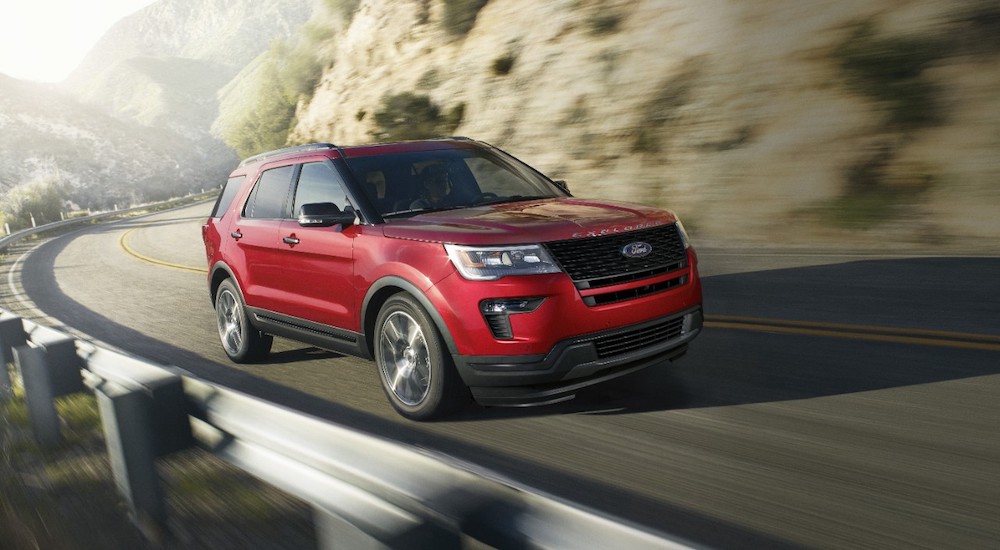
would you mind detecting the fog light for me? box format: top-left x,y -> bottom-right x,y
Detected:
480,298 -> 544,340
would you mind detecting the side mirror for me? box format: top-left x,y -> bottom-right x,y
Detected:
298,202 -> 355,228
553,180 -> 570,194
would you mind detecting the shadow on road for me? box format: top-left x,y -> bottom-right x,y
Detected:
454,256 -> 1000,419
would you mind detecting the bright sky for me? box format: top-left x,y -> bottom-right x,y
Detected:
0,1 -> 157,82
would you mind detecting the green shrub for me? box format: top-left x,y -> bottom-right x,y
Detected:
372,93 -> 443,141
323,0 -> 361,23
815,148 -> 937,228
835,23 -> 949,129
442,0 -> 489,37
418,68 -> 440,89
952,2 -> 1000,55
220,33 -> 329,158
631,64 -> 699,153
371,93 -> 465,141
0,176 -> 68,231
587,13 -> 622,35
443,102 -> 466,133
221,58 -> 297,158
491,52 -> 516,76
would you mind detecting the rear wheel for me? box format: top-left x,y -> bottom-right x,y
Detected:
215,279 -> 272,363
374,294 -> 462,420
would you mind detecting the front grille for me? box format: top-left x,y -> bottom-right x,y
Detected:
585,274 -> 688,307
592,316 -> 686,359
544,224 -> 687,289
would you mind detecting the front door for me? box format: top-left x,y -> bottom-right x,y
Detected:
273,161 -> 357,331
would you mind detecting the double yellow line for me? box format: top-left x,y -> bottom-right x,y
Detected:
119,228 -> 208,274
706,315 -> 1000,352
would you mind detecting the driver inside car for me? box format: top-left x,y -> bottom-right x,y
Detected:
410,163 -> 452,209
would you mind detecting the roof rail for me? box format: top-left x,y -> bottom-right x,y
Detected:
444,136 -> 472,141
238,143 -> 338,167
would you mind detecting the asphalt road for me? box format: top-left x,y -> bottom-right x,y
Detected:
9,202 -> 1000,549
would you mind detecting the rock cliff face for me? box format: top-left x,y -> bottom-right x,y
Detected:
289,0 -> 1000,248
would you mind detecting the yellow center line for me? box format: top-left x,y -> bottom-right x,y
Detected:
707,314 -> 1000,343
119,228 -> 208,274
705,318 -> 1000,352
115,228 -> 999,352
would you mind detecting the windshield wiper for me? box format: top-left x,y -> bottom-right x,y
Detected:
381,209 -> 425,218
508,195 -> 551,201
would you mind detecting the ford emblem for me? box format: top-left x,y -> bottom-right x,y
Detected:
622,242 -> 653,258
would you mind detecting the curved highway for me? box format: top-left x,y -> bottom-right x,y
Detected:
8,202 -> 1000,548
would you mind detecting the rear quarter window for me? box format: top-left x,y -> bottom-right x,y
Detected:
244,165 -> 295,219
210,176 -> 245,218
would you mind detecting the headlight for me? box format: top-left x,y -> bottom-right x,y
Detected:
675,220 -> 691,249
445,244 -> 561,280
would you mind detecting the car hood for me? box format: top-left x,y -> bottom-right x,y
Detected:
381,198 -> 677,245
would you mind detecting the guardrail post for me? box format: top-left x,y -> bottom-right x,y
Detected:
0,316 -> 27,400
13,345 -> 61,446
13,338 -> 86,447
0,356 -> 10,402
95,380 -> 170,543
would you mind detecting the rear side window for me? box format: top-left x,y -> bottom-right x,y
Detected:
244,165 -> 295,219
210,176 -> 244,218
292,162 -> 350,216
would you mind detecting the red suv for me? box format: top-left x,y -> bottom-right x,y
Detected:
202,138 -> 702,419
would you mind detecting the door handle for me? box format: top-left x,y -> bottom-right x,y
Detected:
231,230 -> 243,239
283,236 -> 300,246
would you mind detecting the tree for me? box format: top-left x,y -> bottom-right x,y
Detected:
0,176 -> 68,231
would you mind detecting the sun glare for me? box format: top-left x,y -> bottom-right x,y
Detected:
0,1 -> 156,82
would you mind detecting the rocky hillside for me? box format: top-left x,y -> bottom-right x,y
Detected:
0,74 -> 219,211
287,0 -> 1000,249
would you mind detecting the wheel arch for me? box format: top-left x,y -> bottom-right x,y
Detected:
209,262 -> 238,306
361,276 -> 459,358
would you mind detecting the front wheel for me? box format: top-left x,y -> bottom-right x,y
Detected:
374,294 -> 463,420
215,279 -> 272,363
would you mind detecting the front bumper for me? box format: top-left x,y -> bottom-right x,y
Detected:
453,306 -> 702,406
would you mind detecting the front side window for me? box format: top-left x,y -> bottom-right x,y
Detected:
292,162 -> 350,216
244,165 -> 294,219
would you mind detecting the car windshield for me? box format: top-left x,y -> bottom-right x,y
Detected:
343,146 -> 563,218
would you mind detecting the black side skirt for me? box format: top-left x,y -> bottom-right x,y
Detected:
246,307 -> 371,360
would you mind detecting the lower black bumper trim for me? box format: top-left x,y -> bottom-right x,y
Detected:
454,306 -> 702,406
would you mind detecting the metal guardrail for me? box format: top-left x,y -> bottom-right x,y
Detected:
0,192 -> 215,251
0,195 -> 698,548
1,313 -> 696,548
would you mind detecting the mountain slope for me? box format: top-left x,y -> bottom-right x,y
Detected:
0,74 -> 225,211
0,0 -> 316,220
64,0 -> 314,148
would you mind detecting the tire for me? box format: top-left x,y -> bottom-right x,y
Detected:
215,278 -> 273,363
374,293 -> 463,420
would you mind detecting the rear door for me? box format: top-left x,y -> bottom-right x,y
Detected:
232,164 -> 295,312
